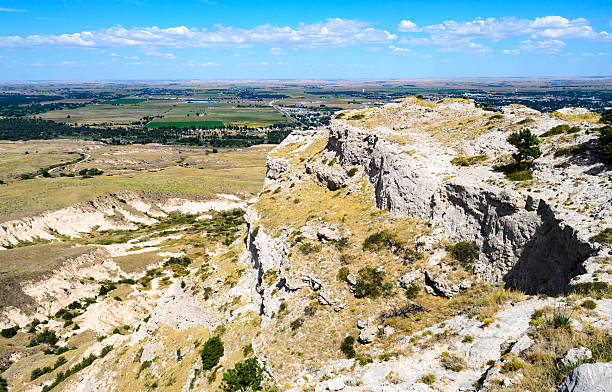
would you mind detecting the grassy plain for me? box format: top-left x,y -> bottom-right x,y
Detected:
0,141 -> 80,180
0,141 -> 272,221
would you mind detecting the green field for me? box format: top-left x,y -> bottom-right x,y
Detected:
146,120 -> 224,129
102,99 -> 147,105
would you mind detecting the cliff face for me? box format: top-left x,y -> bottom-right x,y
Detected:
326,101 -> 607,294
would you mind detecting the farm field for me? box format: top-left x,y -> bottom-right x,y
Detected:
38,99 -> 291,128
38,99 -> 175,126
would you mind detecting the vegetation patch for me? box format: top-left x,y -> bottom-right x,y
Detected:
353,267 -> 391,298
446,241 -> 479,265
589,228 -> 612,244
201,335 -> 225,371
220,358 -> 265,392
540,124 -> 580,137
451,155 -> 487,166
440,351 -> 466,372
340,335 -> 356,358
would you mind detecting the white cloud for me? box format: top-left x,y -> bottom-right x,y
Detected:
144,51 -> 177,59
268,47 -> 285,55
0,18 -> 396,49
201,62 -> 220,67
0,7 -> 26,12
397,15 -> 611,54
398,20 -> 418,32
389,45 -> 411,54
518,39 -> 566,54
61,60 -> 75,65
502,49 -> 520,55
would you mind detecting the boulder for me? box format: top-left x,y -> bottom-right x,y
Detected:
424,270 -> 459,298
398,271 -> 421,290
560,347 -> 592,367
556,362 -> 612,392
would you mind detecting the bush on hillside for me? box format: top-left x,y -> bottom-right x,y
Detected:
220,358 -> 265,392
201,335 -> 224,370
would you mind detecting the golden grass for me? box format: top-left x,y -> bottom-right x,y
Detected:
0,144 -> 271,221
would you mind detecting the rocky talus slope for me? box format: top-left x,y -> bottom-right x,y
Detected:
1,98 -> 611,392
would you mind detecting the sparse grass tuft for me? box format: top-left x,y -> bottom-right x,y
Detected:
451,155 -> 487,166
589,228 -> 612,244
419,373 -> 436,385
581,300 -> 596,310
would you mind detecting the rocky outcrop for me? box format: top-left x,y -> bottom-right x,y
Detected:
556,362 -> 612,392
0,191 -> 248,248
328,118 -> 599,294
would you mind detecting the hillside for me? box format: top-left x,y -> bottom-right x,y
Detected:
1,97 -> 611,392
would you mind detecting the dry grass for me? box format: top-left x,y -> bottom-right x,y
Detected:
492,324 -> 612,392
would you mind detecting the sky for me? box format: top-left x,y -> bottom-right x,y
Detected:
0,0 -> 610,80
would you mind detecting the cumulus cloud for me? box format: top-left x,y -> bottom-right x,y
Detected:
0,18 -> 396,49
398,15 -> 611,54
398,20 -> 418,32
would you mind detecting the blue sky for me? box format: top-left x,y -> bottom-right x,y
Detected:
0,0 -> 610,80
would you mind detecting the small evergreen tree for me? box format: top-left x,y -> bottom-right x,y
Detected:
201,335 -> 224,370
220,358 -> 264,392
507,129 -> 541,166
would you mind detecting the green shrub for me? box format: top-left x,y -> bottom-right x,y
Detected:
98,283 -> 117,296
363,230 -> 402,252
420,373 -> 436,385
341,335 -> 356,358
220,358 -> 265,392
405,283 -> 420,299
507,129 -> 541,164
54,356 -> 67,369
446,241 -> 479,264
201,335 -> 224,371
353,267 -> 385,298
554,145 -> 585,158
28,328 -> 58,347
599,125 -> 612,161
500,357 -> 524,374
298,242 -> 321,255
541,124 -> 570,137
347,167 -> 359,177
0,376 -> 7,392
0,325 -> 18,339
571,281 -> 611,296
505,169 -> 533,181
582,300 -> 596,310
547,306 -> 573,329
589,228 -> 612,244
337,267 -> 350,282
462,335 -> 474,343
67,301 -> 82,309
440,352 -> 466,372
30,368 -> 44,380
290,318 -> 304,331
